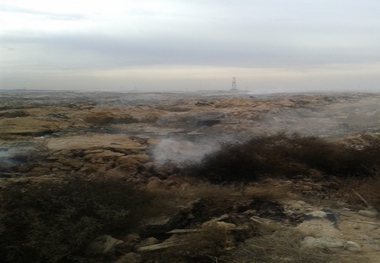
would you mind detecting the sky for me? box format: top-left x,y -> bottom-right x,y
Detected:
1,0 -> 380,93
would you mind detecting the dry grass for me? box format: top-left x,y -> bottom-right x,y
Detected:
351,170 -> 380,211
147,181 -> 291,219
145,224 -> 235,263
141,226 -> 367,263
332,167 -> 380,211
224,229 -> 368,263
242,182 -> 292,202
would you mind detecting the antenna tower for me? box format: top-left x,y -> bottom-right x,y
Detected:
231,77 -> 238,91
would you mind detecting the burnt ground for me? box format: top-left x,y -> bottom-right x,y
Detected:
1,90 -> 380,263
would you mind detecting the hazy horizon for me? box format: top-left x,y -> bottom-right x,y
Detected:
1,1 -> 380,93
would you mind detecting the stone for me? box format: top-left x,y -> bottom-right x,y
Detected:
86,234 -> 124,256
301,236 -> 345,249
358,210 -> 379,218
121,233 -> 141,250
202,220 -> 236,230
304,210 -> 327,220
117,155 -> 140,166
57,157 -> 83,168
146,177 -> 163,190
345,241 -> 362,252
138,237 -> 159,247
302,185 -> 313,191
138,240 -> 185,251
47,134 -> 145,151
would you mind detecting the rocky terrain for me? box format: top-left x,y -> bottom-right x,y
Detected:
1,90 -> 380,263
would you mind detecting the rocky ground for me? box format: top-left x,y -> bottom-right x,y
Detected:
1,90 -> 380,262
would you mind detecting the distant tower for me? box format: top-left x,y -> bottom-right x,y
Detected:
231,77 -> 238,91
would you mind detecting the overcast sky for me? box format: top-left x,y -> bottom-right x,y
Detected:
1,0 -> 380,93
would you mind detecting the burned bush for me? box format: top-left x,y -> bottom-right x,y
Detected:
0,110 -> 29,118
0,177 -> 154,263
186,133 -> 380,183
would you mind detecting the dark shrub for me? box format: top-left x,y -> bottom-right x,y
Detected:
0,110 -> 29,118
286,134 -> 350,175
186,133 -> 380,183
0,177 -> 153,263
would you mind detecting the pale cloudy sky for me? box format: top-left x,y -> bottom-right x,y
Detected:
1,0 -> 380,93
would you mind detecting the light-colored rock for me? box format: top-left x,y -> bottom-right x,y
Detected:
302,185 -> 313,191
305,210 -> 327,219
138,241 -> 186,251
117,155 -> 141,166
123,233 -> 141,243
358,210 -> 379,218
0,117 -> 68,136
57,157 -> 83,168
47,134 -> 146,151
202,215 -> 236,230
138,237 -> 159,247
86,234 -> 123,256
121,233 -> 141,250
86,150 -> 125,160
301,236 -> 345,249
345,241 -> 362,252
146,177 -> 163,190
209,221 -> 236,230
138,233 -> 186,252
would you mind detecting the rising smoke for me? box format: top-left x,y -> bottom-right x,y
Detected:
152,138 -> 219,167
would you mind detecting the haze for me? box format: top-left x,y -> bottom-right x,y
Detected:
1,0 -> 380,93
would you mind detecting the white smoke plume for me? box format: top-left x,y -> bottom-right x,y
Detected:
152,138 -> 220,167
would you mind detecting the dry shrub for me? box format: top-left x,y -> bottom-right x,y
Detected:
354,170 -> 380,211
0,110 -> 29,118
186,133 -> 380,183
145,183 -> 246,232
184,133 -> 315,183
143,225 -> 365,263
0,177 -> 155,263
149,182 -> 290,219
142,224 -> 239,263
138,187 -> 234,263
289,134 -> 349,175
243,183 -> 291,202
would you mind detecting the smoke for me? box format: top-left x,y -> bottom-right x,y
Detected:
0,147 -> 36,167
0,149 -> 18,170
258,96 -> 380,136
151,132 -> 248,167
152,138 -> 220,167
0,149 -> 14,160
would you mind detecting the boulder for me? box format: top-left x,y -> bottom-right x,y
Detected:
345,241 -> 362,252
86,234 -> 124,256
137,237 -> 159,247
301,236 -> 345,249
358,210 -> 379,218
